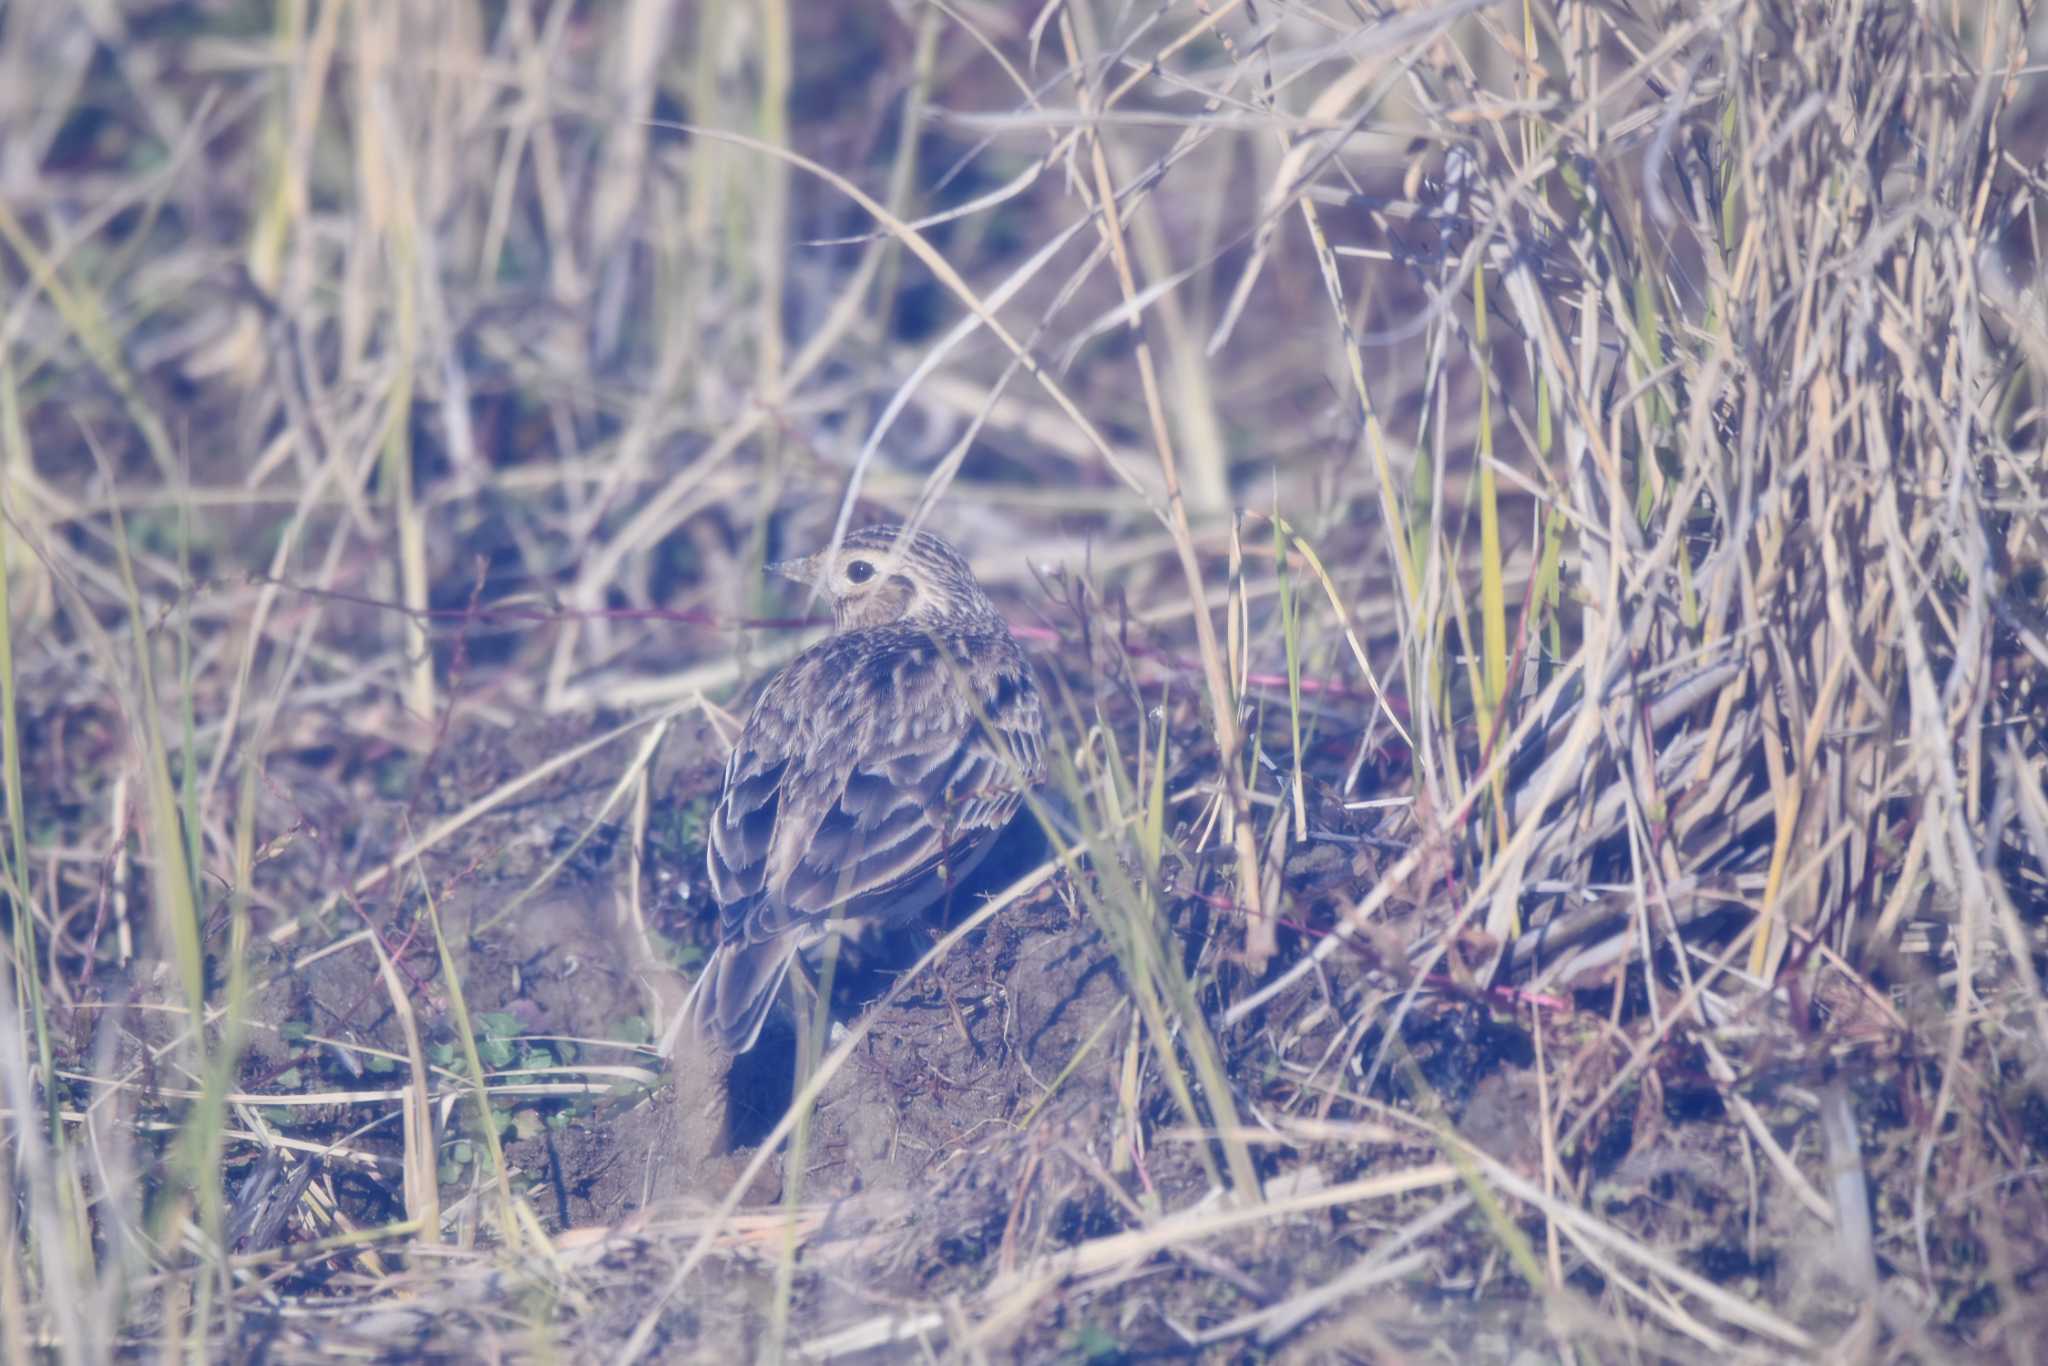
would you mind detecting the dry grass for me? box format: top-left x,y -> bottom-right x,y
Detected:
4,0 -> 2047,1359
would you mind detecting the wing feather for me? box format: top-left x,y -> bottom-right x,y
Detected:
695,623 -> 1045,1051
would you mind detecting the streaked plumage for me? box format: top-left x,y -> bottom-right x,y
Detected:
686,525 -> 1047,1055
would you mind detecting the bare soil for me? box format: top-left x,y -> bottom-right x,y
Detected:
41,634 -> 2038,1361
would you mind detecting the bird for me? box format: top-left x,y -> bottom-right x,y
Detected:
684,524 -> 1048,1055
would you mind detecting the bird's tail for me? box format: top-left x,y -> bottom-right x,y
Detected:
683,935 -> 800,1056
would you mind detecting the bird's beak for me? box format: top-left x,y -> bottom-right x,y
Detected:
766,554 -> 816,584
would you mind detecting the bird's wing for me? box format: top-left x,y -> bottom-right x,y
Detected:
704,631 -> 1043,944
703,705 -> 788,920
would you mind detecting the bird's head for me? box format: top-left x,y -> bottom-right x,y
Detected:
770,524 -> 995,631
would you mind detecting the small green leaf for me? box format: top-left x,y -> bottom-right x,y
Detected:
475,1011 -> 524,1038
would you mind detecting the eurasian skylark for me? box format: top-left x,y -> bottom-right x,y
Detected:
686,525 -> 1047,1054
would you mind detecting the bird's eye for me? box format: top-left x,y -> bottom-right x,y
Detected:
845,559 -> 875,585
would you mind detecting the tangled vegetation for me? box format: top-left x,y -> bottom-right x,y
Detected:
2,0 -> 2045,1358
